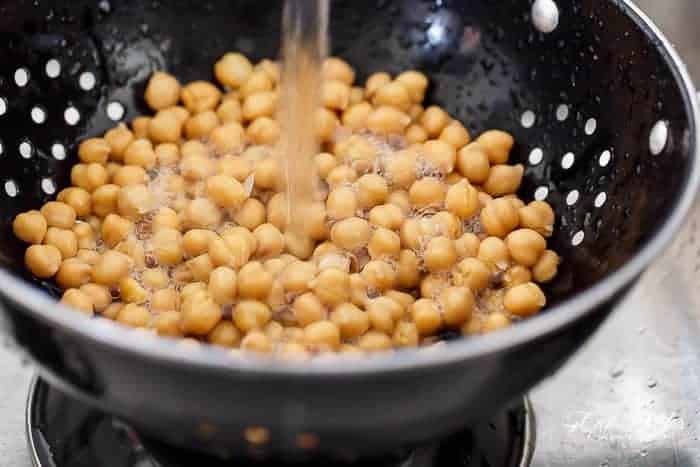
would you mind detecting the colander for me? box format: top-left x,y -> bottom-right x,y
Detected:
0,0 -> 697,460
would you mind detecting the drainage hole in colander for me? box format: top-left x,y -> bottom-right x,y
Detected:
19,140 -> 34,159
556,104 -> 569,121
534,186 -> 549,200
565,190 -> 579,206
64,106 -> 81,126
51,143 -> 66,160
14,68 -> 29,87
0,97 -> 7,116
584,118 -> 597,135
106,101 -> 125,121
31,106 -> 47,124
561,152 -> 575,169
528,147 -> 543,165
594,192 -> 607,208
521,110 -> 536,128
4,180 -> 18,198
572,230 -> 585,246
41,178 -> 56,195
45,59 -> 61,79
78,72 -> 96,91
599,149 -> 612,167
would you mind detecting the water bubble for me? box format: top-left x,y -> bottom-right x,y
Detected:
556,104 -> 569,121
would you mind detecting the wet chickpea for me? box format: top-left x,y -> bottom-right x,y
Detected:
481,197 -> 520,238
119,277 -> 148,304
242,91 -> 276,121
181,81 -> 222,114
41,202 -> 76,230
356,174 -> 389,208
396,70 -> 429,103
323,57 -> 355,85
367,297 -> 402,333
13,210 -> 47,244
151,289 -> 179,311
406,124 -> 428,144
253,158 -> 280,190
311,268 -> 350,307
55,258 -> 92,289
322,80 -> 351,111
519,201 -> 555,237
506,229 -> 546,267
424,236 -> 457,271
210,122 -> 245,154
79,137 -> 111,164
385,290 -> 414,310
113,166 -> 147,187
115,303 -> 149,327
533,250 -> 559,283
304,320 -> 341,350
293,292 -> 325,327
142,268 -> 169,290
241,332 -> 273,353
367,106 -> 410,135
247,117 -> 281,145
455,233 -> 480,258
365,72 -> 392,98
423,139 -> 457,173
439,120 -> 471,149
185,198 -> 222,229
326,165 -> 358,188
476,130 -> 514,164
124,139 -> 156,169
482,312 -> 511,333
368,228 -> 401,259
206,266 -> 236,305
240,70 -> 274,99
393,321 -> 419,347
254,224 -> 284,258
150,311 -> 182,337
91,184 -> 120,217
101,303 -> 124,320
503,265 -> 532,288
233,198 -> 266,231
80,283 -> 111,312
361,260 -> 396,291
504,282 -> 546,317
454,258 -> 491,291
483,164 -> 524,197
209,234 -> 251,269
25,244 -> 62,278
342,102 -> 373,130
420,273 -> 448,299
389,190 -> 411,215
73,223 -> 96,249
372,81 -> 411,112
234,300 -> 271,333
187,254 -> 214,282
104,124 -> 134,161
384,149 -> 418,189
445,180 -> 479,220
238,262 -> 273,300
439,287 -> 473,327
149,110 -> 183,144
281,261 -> 317,294
59,188 -> 92,218
61,289 -> 94,315
131,117 -> 151,139
117,184 -> 152,220
419,106 -> 450,137
266,193 -> 289,231
101,214 -> 132,247
151,227 -> 183,266
456,143 -> 490,184
368,204 -> 405,230
208,321 -> 241,348
315,153 -> 338,179
432,210 -> 463,238
215,53 -> 253,88
409,177 -> 446,208
219,156 -> 252,182
183,110 -> 218,139
181,293 -> 222,335
145,72 -> 181,110
152,207 -> 180,232
206,175 -> 247,209
80,163 -> 109,193
182,229 -> 214,257
331,303 -> 369,339
217,99 -> 242,123
316,107 -> 339,142
412,299 -> 443,336
44,227 -> 78,259
330,217 -> 371,251
478,237 -> 510,268
77,249 -> 100,266
358,331 -> 393,352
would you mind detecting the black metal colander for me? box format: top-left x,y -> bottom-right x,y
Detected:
0,0 -> 696,459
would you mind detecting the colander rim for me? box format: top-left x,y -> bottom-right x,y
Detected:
0,0 -> 696,376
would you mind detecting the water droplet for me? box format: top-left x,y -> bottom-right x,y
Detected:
640,449 -> 648,457
647,378 -> 657,389
610,368 -> 624,378
600,461 -> 609,467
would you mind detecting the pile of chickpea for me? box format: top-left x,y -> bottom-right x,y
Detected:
13,53 -> 559,358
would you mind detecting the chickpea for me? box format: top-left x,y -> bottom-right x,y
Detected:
187,254 -> 214,282
115,303 -> 150,327
80,283 -> 111,312
123,139 -> 156,169
361,260 -> 396,291
285,231 -> 315,260
255,59 -> 280,83
76,249 -> 100,266
148,110 -> 183,144
445,180 -> 479,220
342,102 -> 373,130
240,70 -> 274,99
478,237 -> 510,268
210,122 -> 245,154
482,312 -> 511,333
90,184 -> 119,218
293,292 -> 325,327
424,236 -> 458,271
419,106 -> 449,137
253,158 -> 280,190
393,321 -> 419,347
209,233 -> 251,269
183,110 -> 218,139
181,81 -> 222,114
60,289 -> 94,315
384,149 -> 418,189
326,165 -> 358,189
330,217 -> 371,251
102,302 -> 124,320
480,197 -> 520,238
117,184 -> 151,220
215,53 -> 253,88
356,331 -> 392,352
141,268 -> 169,290
503,265 -> 532,288
533,250 -> 559,283
234,300 -> 271,333
233,198 -> 266,231
13,210 -> 47,244
217,99 -> 242,123
365,72 -> 392,98
101,214 -> 132,247
367,297 -> 401,333
411,299 -> 443,336
456,143 -> 490,184
113,166 -> 147,187
205,175 -> 246,209
314,153 -> 337,180
356,174 -> 389,208
475,130 -> 514,164
131,116 -> 151,139
504,282 -> 546,317
483,164 -> 524,197
104,124 -> 134,161
115,238 -> 145,269
409,177 -> 446,208
366,106 -> 410,135
151,227 -> 183,266
78,137 -> 111,164
181,229 -> 213,257
184,198 -> 221,229
145,72 -> 181,110
505,228 -> 546,267
303,321 -> 341,350
25,244 -> 62,278
368,204 -> 404,231
253,224 -> 284,258
399,217 -> 422,251
420,273 -> 449,298
181,294 -> 222,335
372,81 -> 411,112
40,202 -> 76,230
247,117 -> 281,145
404,124 -> 427,144
331,303 -> 369,339
218,156 -> 252,182
519,201 -> 555,237
454,258 -> 491,291
279,261 -> 316,295
439,286 -> 473,327
152,289 -> 179,311
311,268 -> 350,307
208,321 -> 241,348
44,227 -> 78,259
455,233 -> 480,258
368,228 -> 401,260
423,139 -> 457,173
237,261 -> 273,300
242,91 -> 276,121
119,277 -> 148,304
76,163 -> 108,193
439,120 -> 471,149
55,258 -> 92,289
92,250 -> 130,286
316,107 -> 339,142
152,311 -> 184,337
58,188 -> 92,218
323,57 -> 355,85
150,207 -> 179,233
265,193 -> 288,231
322,80 -> 351,111
394,70 -> 428,103
241,331 -> 272,353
